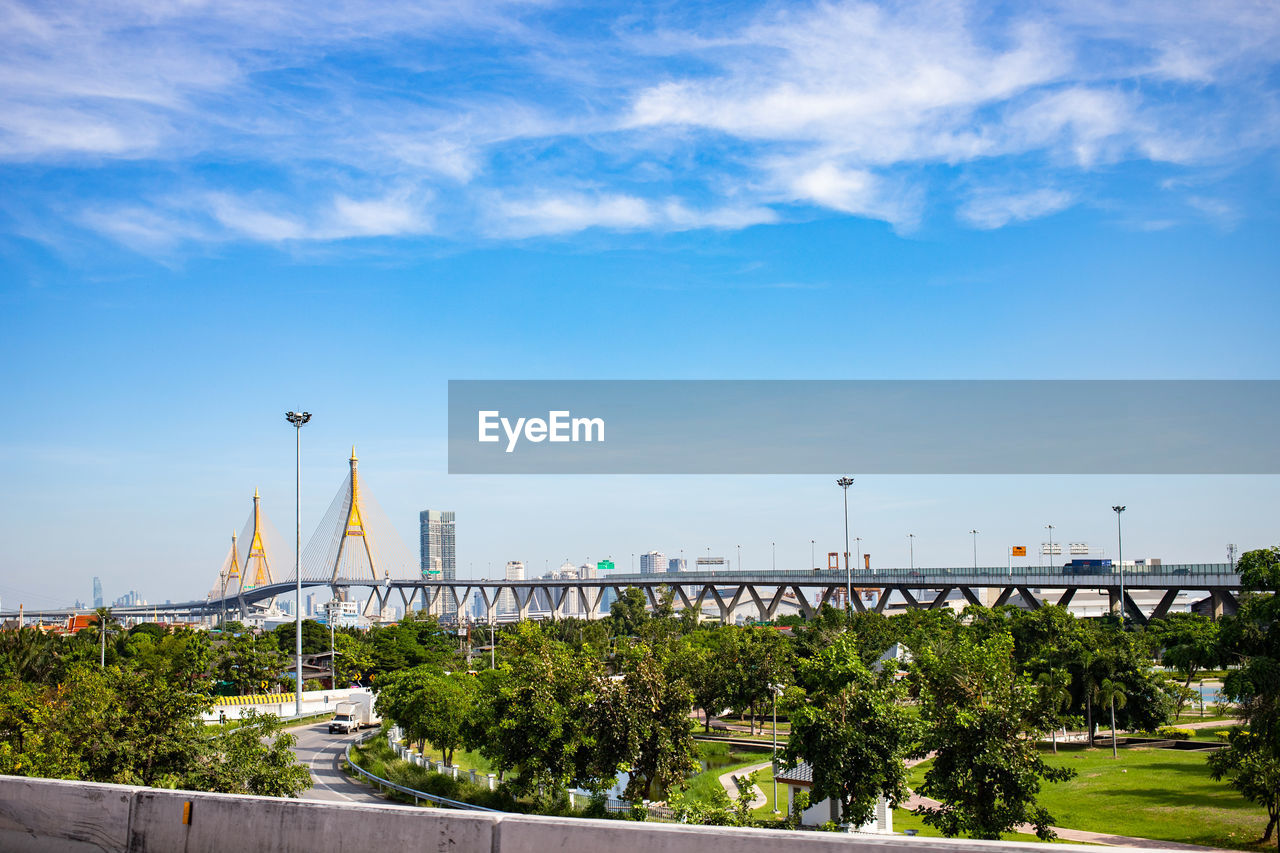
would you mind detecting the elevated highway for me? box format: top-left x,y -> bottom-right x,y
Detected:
4,563 -> 1240,627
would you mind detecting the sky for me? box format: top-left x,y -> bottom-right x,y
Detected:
1,0 -> 1278,609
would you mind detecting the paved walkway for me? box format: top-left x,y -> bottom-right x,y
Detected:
718,761 -> 771,810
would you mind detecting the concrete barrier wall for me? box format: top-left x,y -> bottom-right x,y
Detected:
0,775 -> 1117,853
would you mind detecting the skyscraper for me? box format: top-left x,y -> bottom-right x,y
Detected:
92,577 -> 104,609
419,510 -> 456,618
668,557 -> 687,573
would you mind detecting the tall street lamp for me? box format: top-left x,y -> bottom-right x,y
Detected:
908,533 -> 915,571
1112,506 -> 1126,626
836,477 -> 854,610
810,539 -> 815,570
285,410 -> 311,716
771,683 -> 784,815
970,529 -> 979,570
855,537 -> 863,572
1045,524 -> 1055,568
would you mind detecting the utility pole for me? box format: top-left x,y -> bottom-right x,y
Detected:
837,477 -> 854,609
1112,506 -> 1126,626
285,410 -> 311,716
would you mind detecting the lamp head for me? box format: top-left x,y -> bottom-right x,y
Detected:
836,476 -> 854,488
1112,505 -> 1126,513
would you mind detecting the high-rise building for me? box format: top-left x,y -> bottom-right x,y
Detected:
668,557 -> 687,573
92,577 -> 104,609
640,551 -> 666,574
500,560 -> 525,616
419,510 -> 456,618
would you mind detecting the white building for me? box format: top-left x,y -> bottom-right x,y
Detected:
500,560 -> 525,615
640,551 -> 666,574
776,763 -> 892,833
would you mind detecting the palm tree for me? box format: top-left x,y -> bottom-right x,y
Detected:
1037,668 -> 1072,754
1097,678 -> 1128,759
91,606 -> 120,668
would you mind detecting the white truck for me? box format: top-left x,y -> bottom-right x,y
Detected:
328,693 -> 379,734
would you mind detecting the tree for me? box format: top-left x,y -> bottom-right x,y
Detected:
333,631 -> 374,686
1216,546 -> 1280,849
197,709 -> 311,796
612,641 -> 700,802
91,607 -> 121,668
783,633 -> 920,828
679,630 -> 731,733
913,632 -> 1075,840
376,667 -> 477,765
465,621 -> 598,797
1097,678 -> 1127,759
1208,729 -> 1280,848
215,632 -> 286,695
1147,613 -> 1220,718
1035,668 -> 1073,754
608,587 -> 649,638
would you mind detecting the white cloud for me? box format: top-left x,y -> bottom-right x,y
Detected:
3,0 -> 1277,249
959,188 -> 1075,229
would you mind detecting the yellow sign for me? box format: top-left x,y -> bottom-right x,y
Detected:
1012,546 -> 1027,556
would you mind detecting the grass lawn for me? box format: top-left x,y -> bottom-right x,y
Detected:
682,742 -> 771,804
1038,745 -> 1270,850
901,746 -> 1271,850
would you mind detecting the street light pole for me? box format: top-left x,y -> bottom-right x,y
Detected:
837,477 -> 854,610
810,539 -> 815,570
771,684 -> 781,815
1112,506 -> 1126,626
1045,524 -> 1055,568
856,537 -> 863,572
285,410 -> 311,717
908,533 -> 915,571
970,529 -> 979,569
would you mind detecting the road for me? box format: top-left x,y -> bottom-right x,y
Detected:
287,722 -> 393,805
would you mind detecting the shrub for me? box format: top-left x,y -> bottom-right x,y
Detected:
1155,726 -> 1193,740
1214,730 -> 1232,743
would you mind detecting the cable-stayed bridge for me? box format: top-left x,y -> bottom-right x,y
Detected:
0,448 -> 1243,626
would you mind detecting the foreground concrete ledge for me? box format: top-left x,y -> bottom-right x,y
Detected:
1,774 -> 1163,853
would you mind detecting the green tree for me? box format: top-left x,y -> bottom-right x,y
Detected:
91,606 -> 121,668
913,632 -> 1075,840
1216,546 -> 1280,849
613,641 -> 700,801
1035,668 -> 1073,754
376,667 -> 477,765
1147,613 -> 1220,718
215,632 -> 286,695
1096,678 -> 1127,759
197,709 -> 312,797
783,632 -> 920,828
1208,729 -> 1280,848
465,621 -> 598,797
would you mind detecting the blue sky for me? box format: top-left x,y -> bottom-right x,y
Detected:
2,0 -> 1278,608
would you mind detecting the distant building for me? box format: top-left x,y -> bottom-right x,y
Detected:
500,561 -> 525,615
668,557 -> 687,573
321,599 -> 360,628
92,577 -> 104,609
419,510 -> 457,618
640,551 -> 666,574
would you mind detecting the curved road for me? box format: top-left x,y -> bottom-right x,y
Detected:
287,722 -> 395,805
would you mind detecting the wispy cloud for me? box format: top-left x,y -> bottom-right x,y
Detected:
959,188 -> 1075,229
1,0 -> 1276,251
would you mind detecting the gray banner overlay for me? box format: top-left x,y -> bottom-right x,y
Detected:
448,380 -> 1279,474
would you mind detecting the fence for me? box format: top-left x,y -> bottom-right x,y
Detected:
344,729 -> 502,812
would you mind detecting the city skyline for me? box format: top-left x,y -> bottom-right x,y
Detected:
3,1 -> 1278,608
